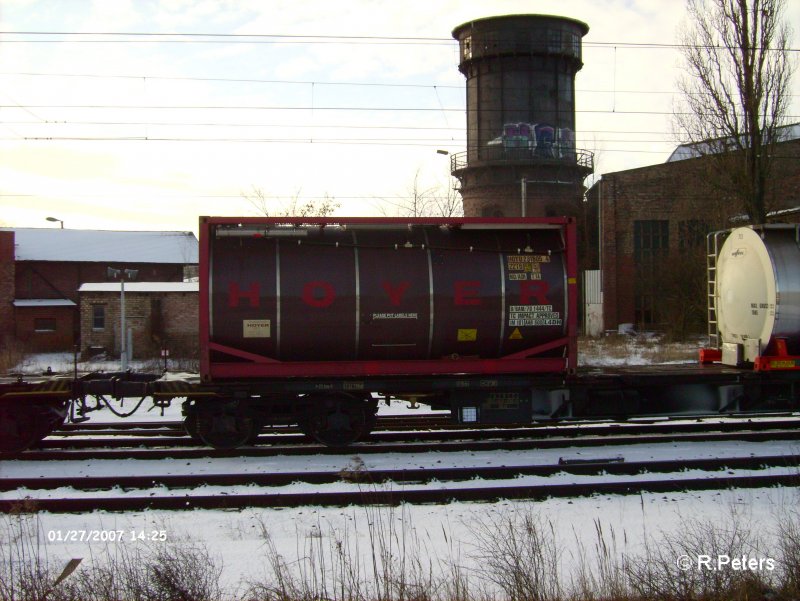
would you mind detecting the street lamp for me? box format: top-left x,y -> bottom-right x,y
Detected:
46,216 -> 64,229
107,267 -> 139,371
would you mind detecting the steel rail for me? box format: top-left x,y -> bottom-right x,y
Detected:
22,426 -> 800,460
48,415 -> 800,442
2,454 -> 798,492
2,472 -> 797,514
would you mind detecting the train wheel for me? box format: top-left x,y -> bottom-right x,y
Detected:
194,401 -> 256,450
0,404 -> 40,453
305,394 -> 370,447
357,409 -> 379,442
182,411 -> 204,444
247,421 -> 264,445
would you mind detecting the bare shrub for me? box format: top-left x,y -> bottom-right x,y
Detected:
245,518 -> 358,601
245,502 -> 457,601
775,506 -> 800,599
0,512 -> 78,601
468,509 -> 562,601
0,337 -> 26,374
570,520 -> 632,601
624,508 -> 774,601
362,501 -> 441,601
0,513 -> 223,601
62,540 -> 224,601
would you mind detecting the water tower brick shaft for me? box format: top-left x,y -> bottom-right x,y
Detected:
451,14 -> 593,218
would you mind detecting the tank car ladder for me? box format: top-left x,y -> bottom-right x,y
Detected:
705,230 -> 728,349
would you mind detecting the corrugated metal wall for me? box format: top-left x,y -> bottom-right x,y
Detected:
583,269 -> 603,336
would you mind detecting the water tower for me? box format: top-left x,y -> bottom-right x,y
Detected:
451,14 -> 593,218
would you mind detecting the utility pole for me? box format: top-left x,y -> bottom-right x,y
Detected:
107,267 -> 138,370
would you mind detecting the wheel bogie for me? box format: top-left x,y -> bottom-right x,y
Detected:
182,393 -> 378,450
0,400 -> 67,454
301,393 -> 375,447
188,399 -> 257,450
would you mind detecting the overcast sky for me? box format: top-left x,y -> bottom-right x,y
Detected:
1,0 -> 798,233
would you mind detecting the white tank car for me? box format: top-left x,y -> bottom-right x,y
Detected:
715,225 -> 800,365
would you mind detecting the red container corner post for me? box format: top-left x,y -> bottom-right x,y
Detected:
199,216 -> 578,382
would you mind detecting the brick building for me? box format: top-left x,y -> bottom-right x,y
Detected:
0,233 -> 15,349
79,282 -> 198,360
0,228 -> 198,353
589,128 -> 800,334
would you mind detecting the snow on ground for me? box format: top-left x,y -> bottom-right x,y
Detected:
4,439 -> 799,485
578,334 -> 704,366
8,488 -> 797,598
3,339 -> 798,597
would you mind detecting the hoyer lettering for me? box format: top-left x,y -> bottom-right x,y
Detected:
229,280 -> 549,308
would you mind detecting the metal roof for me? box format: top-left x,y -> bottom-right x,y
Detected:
13,299 -> 76,307
667,123 -> 800,163
1,228 -> 198,264
79,282 -> 199,293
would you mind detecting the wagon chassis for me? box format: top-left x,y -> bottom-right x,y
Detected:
4,363 -> 800,454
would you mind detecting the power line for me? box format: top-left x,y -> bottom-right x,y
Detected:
2,104 -> 796,120
0,120 -> 707,136
4,70 -> 795,98
0,71 -> 464,89
0,30 -> 797,51
0,136 -> 683,153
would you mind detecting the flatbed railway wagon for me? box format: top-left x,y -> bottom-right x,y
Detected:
3,218 -> 800,453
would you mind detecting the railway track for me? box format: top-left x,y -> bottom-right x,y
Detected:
2,454 -> 798,513
18,417 -> 800,460
52,412 -> 800,436
51,413 -> 453,437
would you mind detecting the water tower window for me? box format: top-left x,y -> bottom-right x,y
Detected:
463,36 -> 472,60
531,27 -> 545,52
559,73 -> 573,102
485,31 -> 499,52
548,29 -> 561,53
569,32 -> 581,58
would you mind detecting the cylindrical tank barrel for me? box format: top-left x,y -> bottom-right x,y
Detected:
716,225 -> 800,358
209,222 -> 569,362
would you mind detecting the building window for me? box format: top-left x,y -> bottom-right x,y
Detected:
634,293 -> 655,327
92,305 -> 106,330
634,220 -> 669,260
679,219 -> 709,250
569,31 -> 581,58
34,318 -> 56,333
548,28 -> 561,53
634,220 -> 669,327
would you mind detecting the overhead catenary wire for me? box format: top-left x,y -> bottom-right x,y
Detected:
0,71 -> 798,98
4,104 -> 797,117
0,30 -> 797,52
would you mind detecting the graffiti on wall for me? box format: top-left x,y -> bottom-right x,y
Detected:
488,123 -> 576,159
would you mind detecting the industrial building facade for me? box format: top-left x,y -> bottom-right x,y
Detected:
0,228 -> 198,354
591,132 -> 800,335
79,282 -> 199,360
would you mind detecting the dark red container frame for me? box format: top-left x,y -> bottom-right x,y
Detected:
199,216 -> 578,382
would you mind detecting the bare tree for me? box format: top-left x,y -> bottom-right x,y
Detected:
242,186 -> 339,217
674,0 -> 795,224
429,176 -> 464,217
378,169 -> 464,217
